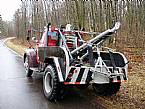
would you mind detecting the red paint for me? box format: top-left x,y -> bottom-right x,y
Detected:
64,82 -> 69,85
74,82 -> 80,84
67,73 -> 73,79
48,38 -> 57,46
64,82 -> 80,85
112,80 -> 127,83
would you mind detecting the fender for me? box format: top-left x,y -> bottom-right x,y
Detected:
53,57 -> 64,82
24,48 -> 38,68
39,47 -> 68,82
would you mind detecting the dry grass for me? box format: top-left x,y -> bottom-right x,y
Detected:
5,38 -> 27,56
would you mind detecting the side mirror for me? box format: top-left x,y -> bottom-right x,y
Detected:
31,36 -> 38,43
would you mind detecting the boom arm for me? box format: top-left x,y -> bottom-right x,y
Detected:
71,22 -> 121,55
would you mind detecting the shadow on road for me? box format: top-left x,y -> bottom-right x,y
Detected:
24,74 -> 105,109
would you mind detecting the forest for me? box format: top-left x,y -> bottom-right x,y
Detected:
1,0 -> 145,59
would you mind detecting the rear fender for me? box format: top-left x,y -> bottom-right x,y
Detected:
45,57 -> 64,82
24,48 -> 38,67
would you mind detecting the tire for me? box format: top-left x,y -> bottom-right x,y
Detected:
24,56 -> 33,77
92,82 -> 121,96
76,84 -> 89,89
43,65 -> 64,101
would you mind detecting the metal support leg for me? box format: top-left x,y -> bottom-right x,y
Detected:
87,44 -> 95,67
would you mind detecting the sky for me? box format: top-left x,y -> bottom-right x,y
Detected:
0,0 -> 21,21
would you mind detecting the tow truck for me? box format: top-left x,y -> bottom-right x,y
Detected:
24,22 -> 128,101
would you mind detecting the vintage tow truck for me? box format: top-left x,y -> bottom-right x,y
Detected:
24,22 -> 128,101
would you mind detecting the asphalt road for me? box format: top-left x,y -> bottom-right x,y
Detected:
0,39 -> 105,109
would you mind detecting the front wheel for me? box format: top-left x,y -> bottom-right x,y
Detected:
92,82 -> 121,96
24,56 -> 33,77
43,65 -> 64,101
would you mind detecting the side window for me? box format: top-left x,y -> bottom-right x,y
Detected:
47,31 -> 59,46
48,31 -> 58,40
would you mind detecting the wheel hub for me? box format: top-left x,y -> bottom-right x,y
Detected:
24,58 -> 29,71
44,72 -> 53,93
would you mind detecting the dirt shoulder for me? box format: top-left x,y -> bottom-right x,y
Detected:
5,38 -> 145,109
80,62 -> 145,109
5,38 -> 27,56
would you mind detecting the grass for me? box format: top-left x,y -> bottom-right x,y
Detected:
5,38 -> 27,56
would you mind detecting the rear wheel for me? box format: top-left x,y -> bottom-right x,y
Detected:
92,82 -> 121,96
43,65 -> 64,101
24,56 -> 33,77
76,84 -> 89,89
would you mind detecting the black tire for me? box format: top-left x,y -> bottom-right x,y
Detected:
92,82 -> 121,96
43,65 -> 64,101
76,84 -> 89,89
24,56 -> 33,77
